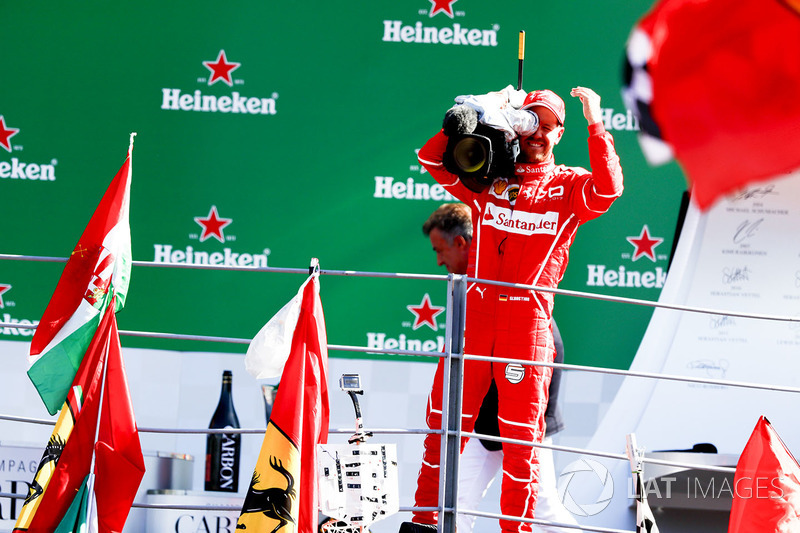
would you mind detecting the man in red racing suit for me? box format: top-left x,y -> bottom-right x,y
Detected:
410,87 -> 623,533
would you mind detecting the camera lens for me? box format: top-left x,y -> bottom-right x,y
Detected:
452,136 -> 489,173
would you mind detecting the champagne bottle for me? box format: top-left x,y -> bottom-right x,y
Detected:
261,383 -> 278,426
205,370 -> 241,492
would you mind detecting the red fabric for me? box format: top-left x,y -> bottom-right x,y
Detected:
30,155 -> 131,355
640,0 -> 800,209
27,305 -> 144,533
267,276 -> 330,533
728,416 -> 800,532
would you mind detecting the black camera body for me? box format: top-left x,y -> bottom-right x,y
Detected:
441,104 -> 519,193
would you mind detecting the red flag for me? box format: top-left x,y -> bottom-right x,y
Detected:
237,274 -> 329,532
18,303 -> 145,533
623,0 -> 800,209
728,417 -> 800,532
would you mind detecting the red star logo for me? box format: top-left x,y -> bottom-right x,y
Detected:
202,50 -> 241,87
194,206 -> 233,243
429,0 -> 458,17
0,116 -> 20,153
407,293 -> 445,331
626,225 -> 664,262
0,284 -> 10,308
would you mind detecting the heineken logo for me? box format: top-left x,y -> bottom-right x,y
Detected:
0,284 -> 11,308
0,116 -> 20,152
406,293 -> 445,331
586,224 -> 668,289
0,293 -> 39,337
373,148 -> 458,202
429,0 -> 458,18
626,225 -> 664,262
366,293 -> 448,354
152,205 -> 272,267
202,49 -> 241,87
382,1 -> 498,46
367,332 -> 445,354
382,20 -> 499,46
1,313 -> 38,336
161,49 -> 278,115
194,205 -> 233,243
373,176 -> 456,201
600,107 -> 641,132
153,245 -> 271,268
0,116 -> 58,181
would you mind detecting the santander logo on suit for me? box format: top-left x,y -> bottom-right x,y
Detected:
483,203 -> 559,236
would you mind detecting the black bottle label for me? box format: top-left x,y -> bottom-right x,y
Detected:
205,427 -> 241,492
205,370 -> 241,492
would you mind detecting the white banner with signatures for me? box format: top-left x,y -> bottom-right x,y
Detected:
591,168 -> 800,456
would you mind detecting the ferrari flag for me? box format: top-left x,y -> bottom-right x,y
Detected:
28,134 -> 135,415
623,0 -> 800,209
237,273 -> 329,532
15,302 -> 145,533
728,416 -> 800,532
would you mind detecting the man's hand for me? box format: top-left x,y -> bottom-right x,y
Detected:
570,86 -> 602,126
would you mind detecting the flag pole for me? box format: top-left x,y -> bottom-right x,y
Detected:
83,132 -> 135,528
84,299 -> 116,529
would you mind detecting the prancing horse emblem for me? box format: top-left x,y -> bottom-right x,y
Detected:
237,456 -> 297,532
25,434 -> 67,505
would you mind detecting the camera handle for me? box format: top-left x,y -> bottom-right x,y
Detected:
518,30 -> 525,91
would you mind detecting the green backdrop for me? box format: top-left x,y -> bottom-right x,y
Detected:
1,0 -> 685,370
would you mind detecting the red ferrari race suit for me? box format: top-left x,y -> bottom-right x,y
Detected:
412,122 -> 623,532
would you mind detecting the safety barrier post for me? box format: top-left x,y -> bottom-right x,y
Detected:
437,274 -> 468,533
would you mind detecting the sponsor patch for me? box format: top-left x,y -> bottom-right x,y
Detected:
505,363 -> 525,384
491,180 -> 508,198
483,203 -> 559,236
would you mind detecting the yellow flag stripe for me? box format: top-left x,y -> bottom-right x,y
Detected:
236,422 -> 301,532
13,391 -> 80,531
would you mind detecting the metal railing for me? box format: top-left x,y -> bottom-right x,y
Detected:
2,253 -> 798,532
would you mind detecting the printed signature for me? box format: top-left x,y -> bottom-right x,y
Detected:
733,185 -> 776,201
687,359 -> 730,378
722,266 -> 751,285
709,315 -> 736,329
733,219 -> 763,244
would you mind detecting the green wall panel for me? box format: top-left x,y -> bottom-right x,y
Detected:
1,0 -> 685,370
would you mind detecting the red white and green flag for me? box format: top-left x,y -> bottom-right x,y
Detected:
28,134 -> 135,415
52,476 -> 96,533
